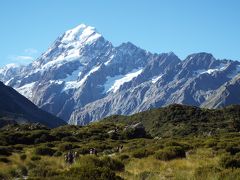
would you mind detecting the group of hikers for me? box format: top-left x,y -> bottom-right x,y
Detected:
64,145 -> 124,164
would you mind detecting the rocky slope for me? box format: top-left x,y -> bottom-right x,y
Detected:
0,24 -> 240,125
0,81 -> 66,128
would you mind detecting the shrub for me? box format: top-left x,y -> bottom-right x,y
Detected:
31,156 -> 41,161
219,155 -> 240,169
45,143 -> 55,148
8,168 -> 19,178
28,165 -> 58,178
17,166 -> 28,176
0,147 -> 12,156
63,166 -> 121,180
62,136 -> 78,142
109,132 -> 119,140
0,172 -> 9,180
119,154 -> 129,161
13,144 -> 24,151
121,127 -> 147,139
0,157 -> 10,163
194,165 -> 220,178
132,149 -> 152,158
35,147 -> 56,156
155,146 -> 186,161
205,139 -> 218,148
36,133 -> 55,143
165,141 -> 191,150
58,143 -> 79,152
77,147 -> 90,155
20,154 -> 27,161
53,151 -> 62,157
225,145 -> 240,155
75,155 -> 125,172
101,156 -> 124,171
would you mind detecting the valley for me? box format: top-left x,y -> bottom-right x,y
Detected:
0,105 -> 240,179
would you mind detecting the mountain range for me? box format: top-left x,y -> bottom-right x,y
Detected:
1,24 -> 240,125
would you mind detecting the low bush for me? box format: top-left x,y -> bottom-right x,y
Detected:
20,154 -> 27,161
225,145 -> 240,155
45,143 -> 55,148
101,156 -> 124,171
0,157 -> 10,163
0,147 -> 12,156
31,156 -> 41,161
205,139 -> 218,148
194,165 -> 221,178
155,146 -> 186,161
0,172 -> 9,180
53,151 -> 62,157
28,165 -> 58,178
35,147 -> 56,156
16,166 -> 28,177
62,136 -> 79,142
58,143 -> 79,152
219,155 -> 240,169
132,149 -> 152,158
62,166 -> 122,180
119,154 -> 129,161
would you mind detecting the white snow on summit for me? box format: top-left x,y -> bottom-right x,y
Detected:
61,24 -> 101,45
39,24 -> 102,72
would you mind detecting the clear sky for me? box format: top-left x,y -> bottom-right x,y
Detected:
0,0 -> 240,67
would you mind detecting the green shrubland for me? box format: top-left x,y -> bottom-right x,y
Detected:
0,104 -> 239,179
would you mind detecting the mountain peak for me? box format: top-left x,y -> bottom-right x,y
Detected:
182,52 -> 216,69
186,52 -> 215,61
61,24 -> 102,44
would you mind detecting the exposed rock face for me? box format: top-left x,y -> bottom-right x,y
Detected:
0,24 -> 240,125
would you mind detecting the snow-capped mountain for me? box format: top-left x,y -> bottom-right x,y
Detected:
1,24 -> 240,125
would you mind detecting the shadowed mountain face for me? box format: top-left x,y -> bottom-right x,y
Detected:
1,24 -> 240,125
0,82 -> 66,128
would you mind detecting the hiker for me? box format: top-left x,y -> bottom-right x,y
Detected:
89,148 -> 93,155
73,151 -> 79,162
116,145 -> 123,153
65,151 -> 74,164
93,148 -> 98,155
89,148 -> 98,155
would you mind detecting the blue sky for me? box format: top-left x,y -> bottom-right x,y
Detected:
0,0 -> 240,67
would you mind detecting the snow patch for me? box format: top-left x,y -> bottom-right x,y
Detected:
104,55 -> 115,65
62,66 -> 83,82
49,80 -> 64,85
5,78 -> 14,86
63,65 -> 101,92
152,75 -> 163,83
195,63 -> 227,75
16,82 -> 35,100
104,68 -> 143,93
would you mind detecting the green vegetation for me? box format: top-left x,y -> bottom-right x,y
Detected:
0,104 -> 239,179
